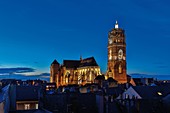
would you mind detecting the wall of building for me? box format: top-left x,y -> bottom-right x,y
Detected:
44,93 -> 98,113
55,66 -> 101,86
0,85 -> 10,113
16,102 -> 38,110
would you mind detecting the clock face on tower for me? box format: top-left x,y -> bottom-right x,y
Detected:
118,49 -> 123,60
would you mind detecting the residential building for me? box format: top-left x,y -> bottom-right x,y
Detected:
10,85 -> 40,111
0,85 -> 10,113
116,85 -> 170,113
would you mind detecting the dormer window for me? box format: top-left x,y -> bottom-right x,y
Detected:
157,92 -> 162,96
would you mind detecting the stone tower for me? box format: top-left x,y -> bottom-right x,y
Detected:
107,21 -> 127,83
50,59 -> 60,86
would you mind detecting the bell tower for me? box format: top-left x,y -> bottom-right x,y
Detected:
107,21 -> 127,83
50,59 -> 60,87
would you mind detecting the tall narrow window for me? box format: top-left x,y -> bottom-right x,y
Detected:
109,50 -> 112,60
24,104 -> 30,110
119,64 -> 122,73
36,104 -> 38,109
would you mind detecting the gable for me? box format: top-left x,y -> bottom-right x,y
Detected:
117,86 -> 142,99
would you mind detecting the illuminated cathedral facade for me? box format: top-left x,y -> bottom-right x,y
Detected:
50,57 -> 101,87
50,21 -> 128,86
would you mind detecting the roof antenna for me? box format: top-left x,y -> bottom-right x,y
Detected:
80,55 -> 83,61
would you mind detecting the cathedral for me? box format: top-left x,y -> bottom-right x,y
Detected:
106,21 -> 127,83
50,57 -> 101,87
50,21 -> 128,86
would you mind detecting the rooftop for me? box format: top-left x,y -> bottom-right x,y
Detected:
62,56 -> 98,69
132,85 -> 170,99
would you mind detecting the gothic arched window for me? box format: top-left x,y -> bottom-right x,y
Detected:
65,72 -> 70,83
119,64 -> 122,74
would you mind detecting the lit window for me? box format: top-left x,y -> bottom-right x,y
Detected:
109,50 -> 112,54
114,56 -> 117,60
36,104 -> 38,109
109,50 -> 112,60
157,92 -> 162,96
66,77 -> 68,83
119,65 -> 122,73
109,55 -> 112,60
24,104 -> 30,110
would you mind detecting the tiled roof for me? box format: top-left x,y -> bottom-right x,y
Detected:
162,94 -> 170,106
79,57 -> 98,67
16,85 -> 40,101
107,77 -> 118,83
62,57 -> 99,69
106,87 -> 124,96
133,85 -> 170,99
63,60 -> 80,69
0,85 -> 9,103
95,75 -> 105,80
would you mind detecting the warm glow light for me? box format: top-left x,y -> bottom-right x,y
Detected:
109,55 -> 112,60
119,65 -> 122,73
36,104 -> 38,109
115,20 -> 119,29
24,104 -> 30,110
157,92 -> 162,96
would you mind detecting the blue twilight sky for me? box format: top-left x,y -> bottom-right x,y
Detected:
0,0 -> 170,80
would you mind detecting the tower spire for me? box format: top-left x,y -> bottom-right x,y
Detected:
115,20 -> 119,29
80,55 -> 82,61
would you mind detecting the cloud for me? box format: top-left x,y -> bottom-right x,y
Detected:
0,72 -> 50,81
22,73 -> 50,81
29,73 -> 50,78
0,67 -> 50,81
0,67 -> 35,74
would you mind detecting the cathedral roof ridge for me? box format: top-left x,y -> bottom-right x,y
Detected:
63,60 -> 80,69
81,56 -> 94,60
63,59 -> 80,62
79,56 -> 98,67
